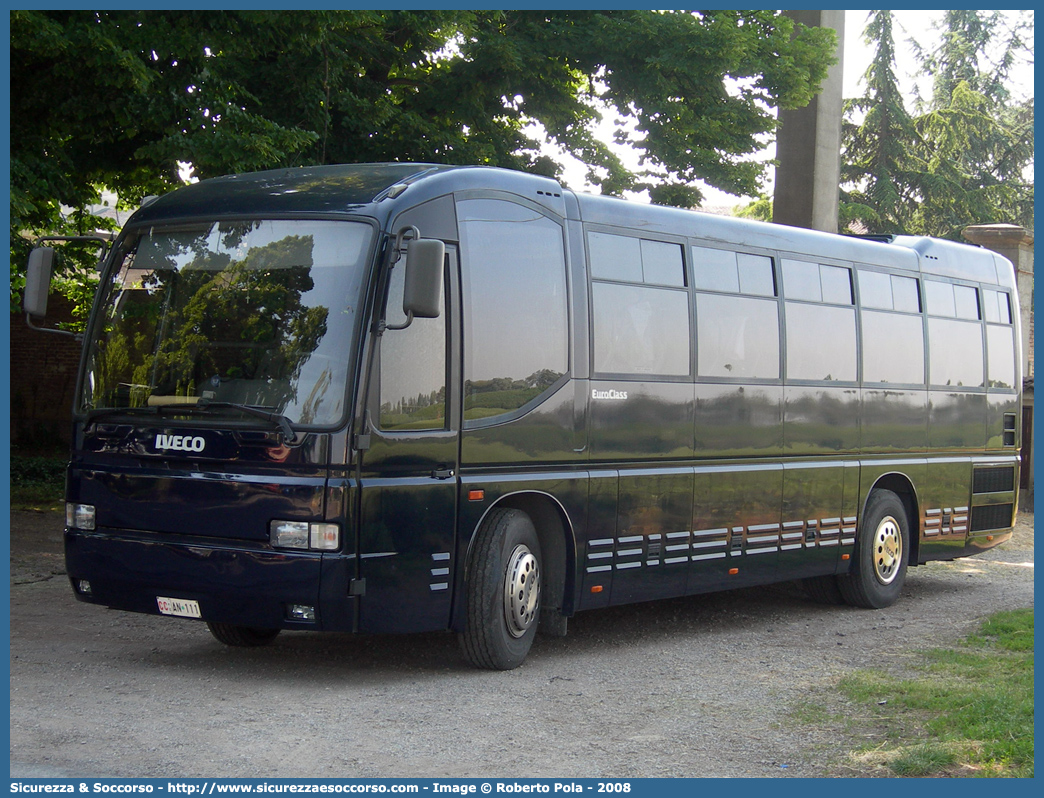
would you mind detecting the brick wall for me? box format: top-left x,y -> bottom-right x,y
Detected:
10,294 -> 83,448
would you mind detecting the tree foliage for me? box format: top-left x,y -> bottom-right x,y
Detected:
840,10 -> 1033,240
10,9 -> 837,310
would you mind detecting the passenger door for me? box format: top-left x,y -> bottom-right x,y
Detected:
356,247 -> 461,634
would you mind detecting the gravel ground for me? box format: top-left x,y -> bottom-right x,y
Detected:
9,509 -> 1034,779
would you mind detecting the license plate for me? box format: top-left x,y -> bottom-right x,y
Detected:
157,596 -> 202,618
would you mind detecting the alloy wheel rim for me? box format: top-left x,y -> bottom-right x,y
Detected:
504,544 -> 540,638
873,515 -> 903,585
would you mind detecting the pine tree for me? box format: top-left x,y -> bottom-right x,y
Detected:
840,10 -> 923,234
840,10 -> 1032,240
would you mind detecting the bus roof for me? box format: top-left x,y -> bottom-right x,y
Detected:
129,162 -> 1014,290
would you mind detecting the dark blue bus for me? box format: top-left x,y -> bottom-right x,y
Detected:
24,164 -> 1022,669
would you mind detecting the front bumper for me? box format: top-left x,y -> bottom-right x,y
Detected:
65,528 -> 356,632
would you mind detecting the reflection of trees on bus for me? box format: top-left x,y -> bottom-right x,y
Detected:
90,231 -> 328,411
464,369 -> 563,420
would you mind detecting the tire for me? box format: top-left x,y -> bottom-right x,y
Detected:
206,622 -> 281,647
802,574 -> 845,605
459,508 -> 542,670
837,489 -> 910,609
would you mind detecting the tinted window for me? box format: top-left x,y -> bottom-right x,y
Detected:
590,232 -> 684,287
785,303 -> 857,381
925,280 -> 956,317
926,280 -> 979,320
928,318 -> 984,387
589,232 -> 642,282
986,325 -> 1016,389
640,239 -> 685,286
858,270 -> 920,312
861,310 -> 925,384
692,246 -> 739,293
821,264 -> 853,304
697,294 -> 779,379
459,200 -> 568,421
737,253 -> 775,297
692,246 -> 775,297
782,259 -> 822,301
857,270 -> 893,309
984,289 -> 1013,324
379,261 -> 446,430
892,275 -> 921,313
783,260 -> 852,305
593,283 -> 690,375
954,285 -> 980,320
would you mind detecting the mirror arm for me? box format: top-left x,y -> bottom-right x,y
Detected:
382,310 -> 414,333
389,226 -> 420,264
377,225 -> 422,334
24,313 -> 83,342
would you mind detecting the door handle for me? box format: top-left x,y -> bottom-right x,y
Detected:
431,468 -> 455,480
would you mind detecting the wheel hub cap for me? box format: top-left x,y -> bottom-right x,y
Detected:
504,544 -> 540,638
873,515 -> 903,585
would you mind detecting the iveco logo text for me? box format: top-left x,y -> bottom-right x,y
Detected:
155,434 -> 206,453
592,389 -> 628,400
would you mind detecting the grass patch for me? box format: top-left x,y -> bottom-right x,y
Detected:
838,608 -> 1034,777
10,455 -> 66,511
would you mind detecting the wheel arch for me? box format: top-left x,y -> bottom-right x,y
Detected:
863,472 -> 921,566
463,491 -> 577,620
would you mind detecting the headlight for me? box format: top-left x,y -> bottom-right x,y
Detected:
66,503 -> 96,531
270,520 -> 340,551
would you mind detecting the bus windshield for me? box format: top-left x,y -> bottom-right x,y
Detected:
80,219 -> 373,428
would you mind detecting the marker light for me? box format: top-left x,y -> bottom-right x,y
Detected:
66,503 -> 96,531
270,520 -> 340,551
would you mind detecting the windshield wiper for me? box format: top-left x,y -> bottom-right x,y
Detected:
85,401 -> 298,443
195,399 -> 298,443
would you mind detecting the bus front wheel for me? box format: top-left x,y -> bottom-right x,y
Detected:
206,622 -> 281,647
838,490 -> 910,609
459,508 -> 542,670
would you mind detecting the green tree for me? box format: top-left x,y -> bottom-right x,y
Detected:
840,10 -> 924,234
911,10 -> 1034,239
11,10 -> 836,311
840,10 -> 1033,240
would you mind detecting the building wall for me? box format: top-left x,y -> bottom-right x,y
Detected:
10,294 -> 82,449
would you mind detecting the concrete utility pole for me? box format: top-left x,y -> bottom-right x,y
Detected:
773,10 -> 845,233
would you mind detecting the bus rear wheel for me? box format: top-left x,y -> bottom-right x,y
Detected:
206,622 -> 281,647
838,489 -> 910,609
459,508 -> 542,670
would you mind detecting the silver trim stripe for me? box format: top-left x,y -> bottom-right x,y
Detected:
584,514 -> 869,571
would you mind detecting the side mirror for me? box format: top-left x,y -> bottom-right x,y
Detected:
24,247 -> 56,318
383,227 -> 444,332
402,237 -> 445,320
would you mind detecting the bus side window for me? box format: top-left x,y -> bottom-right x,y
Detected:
984,289 -> 1016,390
858,270 -> 925,385
925,280 -> 984,389
458,199 -> 568,423
590,232 -> 689,376
782,260 -> 856,382
691,246 -> 779,380
378,258 -> 447,430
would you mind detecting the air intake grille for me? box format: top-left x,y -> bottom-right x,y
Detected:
970,504 -> 1013,532
973,467 -> 1015,494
